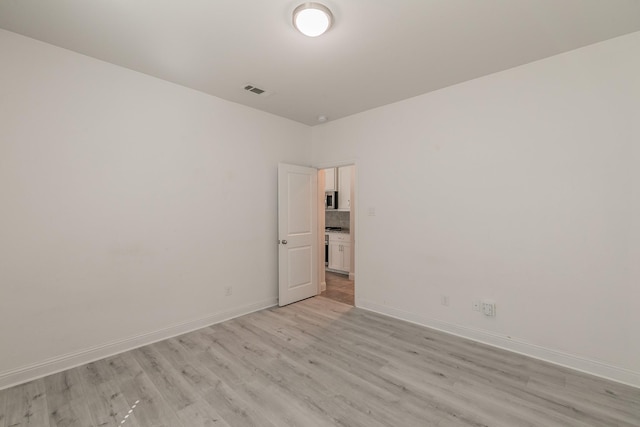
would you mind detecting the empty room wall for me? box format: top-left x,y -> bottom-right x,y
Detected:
0,30 -> 311,388
312,32 -> 640,386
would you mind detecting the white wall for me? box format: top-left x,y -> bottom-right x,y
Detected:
312,32 -> 640,386
2,27 -> 639,390
0,30 -> 311,387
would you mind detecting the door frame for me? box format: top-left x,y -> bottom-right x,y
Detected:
314,159 -> 359,306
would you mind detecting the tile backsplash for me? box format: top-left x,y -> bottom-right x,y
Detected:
326,211 -> 350,229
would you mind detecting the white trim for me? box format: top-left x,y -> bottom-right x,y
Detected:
348,272 -> 355,280
313,159 -> 358,169
325,267 -> 349,275
358,299 -> 640,389
0,298 -> 277,391
320,281 -> 327,292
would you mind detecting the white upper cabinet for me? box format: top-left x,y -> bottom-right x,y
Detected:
338,166 -> 353,211
324,168 -> 337,192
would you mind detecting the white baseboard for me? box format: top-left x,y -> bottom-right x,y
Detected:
320,281 -> 327,292
0,298 -> 277,391
358,299 -> 640,389
349,272 -> 355,280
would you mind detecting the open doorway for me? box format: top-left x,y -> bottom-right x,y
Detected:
322,271 -> 354,305
318,165 -> 355,306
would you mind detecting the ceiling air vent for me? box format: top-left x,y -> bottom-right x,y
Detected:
243,84 -> 272,97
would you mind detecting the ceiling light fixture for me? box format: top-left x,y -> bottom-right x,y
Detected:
293,3 -> 333,37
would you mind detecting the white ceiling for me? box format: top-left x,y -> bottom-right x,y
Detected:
1,0 -> 640,126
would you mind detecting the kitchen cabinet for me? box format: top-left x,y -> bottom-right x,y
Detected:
328,233 -> 351,273
337,165 -> 352,211
324,167 -> 337,192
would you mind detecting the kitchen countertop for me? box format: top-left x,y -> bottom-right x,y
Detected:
326,229 -> 350,234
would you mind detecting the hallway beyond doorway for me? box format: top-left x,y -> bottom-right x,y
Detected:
320,271 -> 354,306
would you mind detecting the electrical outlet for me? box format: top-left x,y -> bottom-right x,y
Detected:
472,300 -> 481,312
440,295 -> 450,306
482,301 -> 496,317
224,285 -> 233,296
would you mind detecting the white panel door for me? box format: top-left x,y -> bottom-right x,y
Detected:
278,163 -> 318,306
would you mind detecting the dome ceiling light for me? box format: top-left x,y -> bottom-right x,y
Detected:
293,3 -> 334,37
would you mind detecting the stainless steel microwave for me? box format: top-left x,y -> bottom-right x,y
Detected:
325,191 -> 338,209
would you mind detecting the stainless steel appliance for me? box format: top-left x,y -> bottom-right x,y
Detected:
324,233 -> 329,266
325,191 -> 338,209
325,227 -> 342,267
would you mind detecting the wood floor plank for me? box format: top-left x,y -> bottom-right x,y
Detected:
525,376 -> 640,426
103,352 -> 185,427
236,311 -> 436,426
1,297 -> 638,427
201,324 -> 339,426
43,369 -> 95,427
76,360 -> 143,427
130,347 -> 198,412
131,346 -> 230,427
153,338 -> 277,427
270,304 -> 494,426
3,379 -> 49,427
0,385 -> 7,427
169,329 -> 334,427
183,329 -> 260,386
219,320 -> 388,427
566,372 -> 640,407
255,307 -> 457,425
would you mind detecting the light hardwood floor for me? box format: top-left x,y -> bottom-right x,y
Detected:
1,297 -> 639,426
321,271 -> 354,306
